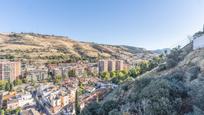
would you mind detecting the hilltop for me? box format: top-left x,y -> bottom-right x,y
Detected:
81,43 -> 204,115
0,33 -> 157,64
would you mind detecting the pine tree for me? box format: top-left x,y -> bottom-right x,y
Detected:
9,83 -> 13,91
5,82 -> 10,91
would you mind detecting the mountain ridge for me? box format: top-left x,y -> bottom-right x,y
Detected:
0,32 -> 158,64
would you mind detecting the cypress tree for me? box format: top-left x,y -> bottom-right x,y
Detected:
75,90 -> 80,115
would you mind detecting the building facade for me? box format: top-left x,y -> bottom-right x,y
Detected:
99,60 -> 124,73
108,60 -> 116,72
193,34 -> 204,50
115,60 -> 124,71
98,60 -> 108,73
0,61 -> 21,81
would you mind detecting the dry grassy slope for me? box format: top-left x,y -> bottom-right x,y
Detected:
0,33 -> 157,63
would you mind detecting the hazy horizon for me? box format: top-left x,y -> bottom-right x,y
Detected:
0,0 -> 204,50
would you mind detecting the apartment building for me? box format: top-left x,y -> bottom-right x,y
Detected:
108,60 -> 116,72
99,60 -> 124,73
98,60 -> 108,73
115,60 -> 124,71
0,61 -> 21,81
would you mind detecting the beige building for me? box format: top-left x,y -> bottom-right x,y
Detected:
99,60 -> 124,73
0,61 -> 21,81
98,60 -> 108,73
115,60 -> 124,71
108,60 -> 116,72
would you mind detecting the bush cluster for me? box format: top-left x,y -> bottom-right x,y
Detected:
80,100 -> 118,115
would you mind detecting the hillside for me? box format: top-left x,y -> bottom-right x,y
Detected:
81,47 -> 204,115
0,33 -> 157,64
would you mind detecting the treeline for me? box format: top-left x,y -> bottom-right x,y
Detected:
100,55 -> 164,84
0,54 -> 15,60
157,45 -> 192,71
0,107 -> 20,115
0,79 -> 28,91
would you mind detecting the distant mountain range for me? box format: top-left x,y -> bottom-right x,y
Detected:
153,48 -> 171,54
0,32 -> 159,64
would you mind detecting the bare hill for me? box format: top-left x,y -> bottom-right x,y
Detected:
0,33 -> 158,64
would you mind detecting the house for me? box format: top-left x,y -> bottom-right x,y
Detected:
25,69 -> 48,81
6,92 -> 35,110
7,99 -> 19,110
84,86 -> 96,93
20,108 -> 41,115
37,85 -> 73,114
17,93 -> 35,107
193,34 -> 204,50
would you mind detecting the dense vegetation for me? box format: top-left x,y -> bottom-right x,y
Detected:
100,55 -> 164,84
81,65 -> 203,115
81,45 -> 204,115
157,44 -> 192,71
0,107 -> 21,115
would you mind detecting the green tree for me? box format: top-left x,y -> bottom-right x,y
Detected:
117,71 -> 125,81
9,83 -> 13,91
13,79 -> 22,86
121,70 -> 128,75
0,80 -> 6,90
128,66 -> 141,78
139,61 -> 149,73
110,71 -> 116,78
54,75 -> 62,84
166,46 -> 182,68
15,107 -> 21,115
68,70 -> 76,77
0,109 -> 4,115
22,78 -> 28,83
75,90 -> 80,115
101,72 -> 110,80
5,82 -> 10,91
31,79 -> 36,86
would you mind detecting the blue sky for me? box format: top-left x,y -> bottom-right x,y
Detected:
0,0 -> 204,50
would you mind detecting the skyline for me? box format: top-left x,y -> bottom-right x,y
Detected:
0,0 -> 204,49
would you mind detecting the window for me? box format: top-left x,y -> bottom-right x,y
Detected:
4,64 -> 11,72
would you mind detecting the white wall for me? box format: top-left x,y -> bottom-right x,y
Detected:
193,35 -> 204,50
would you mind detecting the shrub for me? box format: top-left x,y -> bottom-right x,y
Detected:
165,47 -> 181,69
136,78 -> 189,115
109,109 -> 122,115
122,84 -> 129,91
188,66 -> 200,81
111,77 -> 119,84
102,100 -> 118,114
157,63 -> 167,72
128,76 -> 154,101
166,58 -> 177,68
80,102 -> 103,115
165,70 -> 185,82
